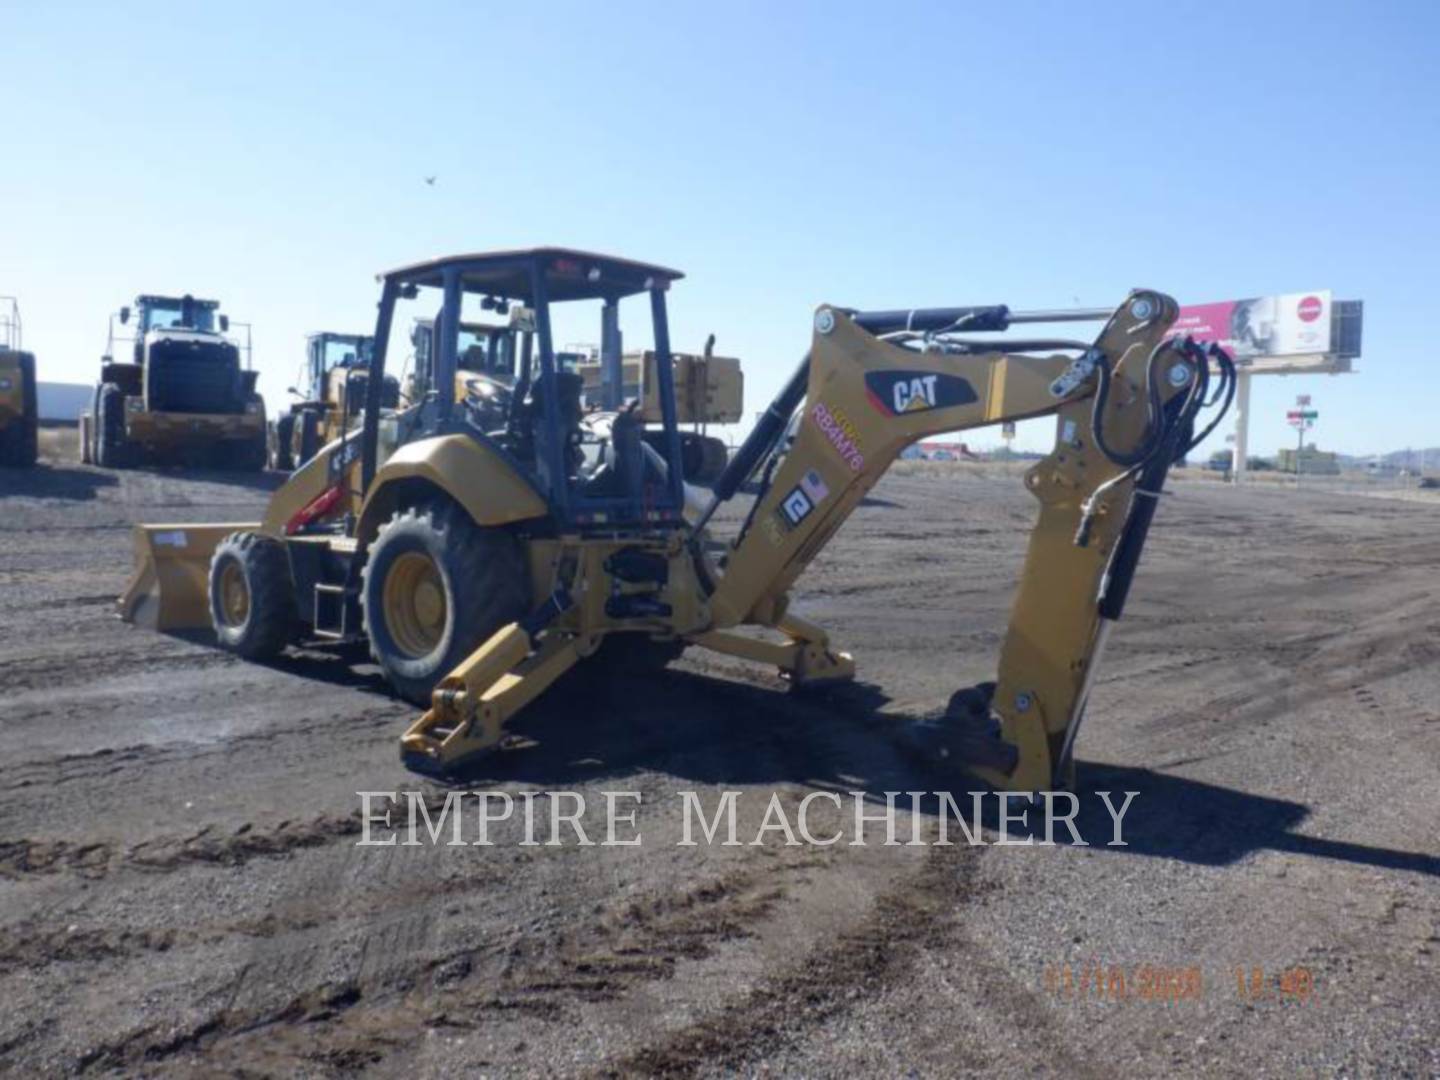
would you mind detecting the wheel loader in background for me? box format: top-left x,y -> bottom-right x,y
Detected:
118,247 -> 1235,793
570,338 -> 740,483
80,294 -> 266,469
269,332 -> 394,471
0,296 -> 38,468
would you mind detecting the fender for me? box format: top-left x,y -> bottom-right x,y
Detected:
356,433 -> 549,541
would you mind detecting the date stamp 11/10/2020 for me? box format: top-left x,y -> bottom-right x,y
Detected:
1044,963 -> 1316,1004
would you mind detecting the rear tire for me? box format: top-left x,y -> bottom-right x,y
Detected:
96,384 -> 133,469
361,501 -> 529,705
84,385 -> 103,464
208,532 -> 297,659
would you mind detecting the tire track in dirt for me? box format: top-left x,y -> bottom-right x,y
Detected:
1140,612 -> 1440,738
0,808 -> 365,881
68,864 -> 793,1074
0,705 -> 400,791
595,841 -> 1093,1078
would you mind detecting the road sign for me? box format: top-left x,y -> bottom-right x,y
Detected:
1296,394 -> 1312,406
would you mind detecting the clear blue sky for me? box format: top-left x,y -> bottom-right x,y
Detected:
5,0 -> 1436,456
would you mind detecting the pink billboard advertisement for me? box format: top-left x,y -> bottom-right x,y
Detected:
1167,290 -> 1332,359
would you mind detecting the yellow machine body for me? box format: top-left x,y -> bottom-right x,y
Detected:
0,352 -> 30,426
0,295 -> 39,467
122,406 -> 265,455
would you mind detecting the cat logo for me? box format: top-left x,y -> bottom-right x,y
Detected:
864,370 -> 978,417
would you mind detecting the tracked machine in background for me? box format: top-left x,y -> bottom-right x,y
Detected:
270,332 -> 395,471
0,296 -> 38,468
81,294 -> 265,469
118,248 -> 1234,792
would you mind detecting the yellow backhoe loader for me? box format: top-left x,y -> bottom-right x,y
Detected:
118,248 -> 1234,792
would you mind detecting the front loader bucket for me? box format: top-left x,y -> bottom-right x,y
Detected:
117,524 -> 259,630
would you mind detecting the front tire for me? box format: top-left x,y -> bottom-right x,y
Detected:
361,501 -> 529,705
271,413 -> 295,471
96,384 -> 133,469
208,532 -> 297,659
297,410 -> 321,467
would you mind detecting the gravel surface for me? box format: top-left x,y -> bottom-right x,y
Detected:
1,444 -> 1437,1077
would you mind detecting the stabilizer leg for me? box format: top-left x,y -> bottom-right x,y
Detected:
690,611 -> 855,687
400,625 -> 585,776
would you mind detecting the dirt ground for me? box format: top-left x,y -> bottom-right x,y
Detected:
2,439 -> 1438,1077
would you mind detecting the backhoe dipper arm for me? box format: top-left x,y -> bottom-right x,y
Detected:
703,290 -> 1221,792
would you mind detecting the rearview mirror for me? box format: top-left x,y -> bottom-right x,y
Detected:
509,306 -> 536,333
119,307 -> 130,325
287,386 -> 300,396
219,315 -> 229,332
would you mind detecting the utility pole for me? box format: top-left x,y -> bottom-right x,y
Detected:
1286,395 -> 1317,490
1231,370 -> 1252,484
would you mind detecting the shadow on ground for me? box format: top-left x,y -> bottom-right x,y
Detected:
162,628 -> 1440,882
0,464 -> 118,501
122,466 -> 289,493
421,665 -> 1440,880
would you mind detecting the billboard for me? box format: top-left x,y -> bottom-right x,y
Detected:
1168,290 -> 1333,359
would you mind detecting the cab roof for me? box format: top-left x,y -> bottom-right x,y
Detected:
381,248 -> 683,303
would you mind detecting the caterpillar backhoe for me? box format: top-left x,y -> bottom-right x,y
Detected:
117,248 -> 1233,792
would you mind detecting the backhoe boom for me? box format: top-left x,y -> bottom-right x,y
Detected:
403,288 -> 1234,792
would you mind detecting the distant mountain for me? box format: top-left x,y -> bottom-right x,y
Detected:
1378,448 -> 1440,468
1333,448 -> 1440,470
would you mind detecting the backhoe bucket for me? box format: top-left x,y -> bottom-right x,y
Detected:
117,524 -> 258,630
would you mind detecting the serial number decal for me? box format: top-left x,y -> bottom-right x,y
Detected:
810,401 -> 865,471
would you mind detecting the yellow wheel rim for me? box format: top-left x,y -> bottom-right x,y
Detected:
383,551 -> 447,658
218,561 -> 250,627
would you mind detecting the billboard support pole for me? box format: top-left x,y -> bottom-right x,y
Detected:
1231,369 -> 1252,485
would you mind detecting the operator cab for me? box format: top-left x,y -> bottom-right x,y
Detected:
113,294 -> 232,367
304,332 -> 393,410
131,294 -> 223,335
367,248 -> 689,528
